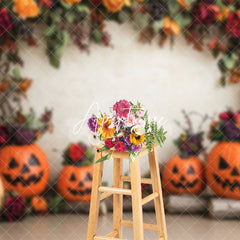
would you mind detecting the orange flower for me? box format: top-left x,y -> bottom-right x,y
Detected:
177,0 -> 188,8
19,78 -> 32,92
229,73 -> 240,84
163,17 -> 181,35
13,0 -> 39,18
31,196 -> 48,213
216,7 -> 230,21
103,0 -> 125,13
0,80 -> 9,92
62,0 -> 81,5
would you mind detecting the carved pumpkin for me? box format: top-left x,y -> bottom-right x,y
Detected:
206,142 -> 240,199
162,155 -> 204,194
0,178 -> 4,210
57,165 -> 93,202
0,144 -> 49,197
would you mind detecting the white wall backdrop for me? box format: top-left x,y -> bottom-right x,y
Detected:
19,22 -> 240,184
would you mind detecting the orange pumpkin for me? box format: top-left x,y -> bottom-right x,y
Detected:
0,144 -> 49,197
0,178 -> 4,210
162,155 -> 204,194
57,165 -> 93,202
206,142 -> 240,199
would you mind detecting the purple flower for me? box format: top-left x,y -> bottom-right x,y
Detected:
223,120 -> 240,140
88,115 -> 98,132
125,135 -> 131,146
180,134 -> 203,155
124,145 -> 130,152
132,144 -> 141,153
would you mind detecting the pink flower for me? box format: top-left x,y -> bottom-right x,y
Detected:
113,100 -> 131,118
125,113 -> 136,127
136,110 -> 144,117
135,118 -> 145,126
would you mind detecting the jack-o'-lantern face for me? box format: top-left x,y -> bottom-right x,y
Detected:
0,145 -> 49,197
162,155 -> 204,194
57,165 -> 93,202
206,142 -> 240,199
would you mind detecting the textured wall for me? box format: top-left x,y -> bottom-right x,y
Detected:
20,22 -> 240,184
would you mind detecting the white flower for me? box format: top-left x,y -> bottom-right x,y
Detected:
88,133 -> 102,146
131,125 -> 145,135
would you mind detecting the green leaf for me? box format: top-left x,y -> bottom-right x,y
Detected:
152,20 -> 164,33
168,0 -> 180,15
12,67 -> 21,81
129,151 -> 137,163
175,14 -> 192,28
134,13 -> 149,30
118,10 -> 130,23
60,0 -> 72,9
92,29 -> 102,43
76,5 -> 90,15
65,12 -> 75,23
25,109 -> 44,129
44,25 -> 56,37
95,152 -> 113,163
222,53 -> 239,69
99,145 -> 110,152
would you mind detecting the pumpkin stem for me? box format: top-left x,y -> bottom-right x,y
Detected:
180,151 -> 190,159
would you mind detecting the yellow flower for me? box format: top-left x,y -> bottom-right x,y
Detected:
13,0 -> 39,19
97,116 -> 115,139
62,0 -> 82,5
103,0 -> 125,13
130,132 -> 145,146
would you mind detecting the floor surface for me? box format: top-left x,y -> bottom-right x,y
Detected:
0,213 -> 240,240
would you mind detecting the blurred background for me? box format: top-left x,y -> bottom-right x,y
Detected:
1,0 -> 240,240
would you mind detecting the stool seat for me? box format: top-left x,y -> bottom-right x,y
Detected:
87,145 -> 168,240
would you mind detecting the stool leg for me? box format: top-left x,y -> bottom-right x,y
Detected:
113,158 -> 123,238
130,156 -> 144,240
87,150 -> 104,240
149,148 -> 168,240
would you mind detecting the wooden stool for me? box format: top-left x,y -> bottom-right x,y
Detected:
87,145 -> 168,240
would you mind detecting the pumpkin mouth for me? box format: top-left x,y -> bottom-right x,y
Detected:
67,187 -> 91,196
170,179 -> 198,189
3,171 -> 44,186
213,173 -> 240,191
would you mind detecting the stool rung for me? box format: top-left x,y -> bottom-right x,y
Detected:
99,192 -> 112,201
142,192 -> 158,205
94,236 -> 126,240
121,176 -> 152,185
121,220 -> 159,231
105,230 -> 118,237
99,186 -> 132,196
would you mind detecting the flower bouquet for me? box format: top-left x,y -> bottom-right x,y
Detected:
87,100 -> 167,163
209,110 -> 240,141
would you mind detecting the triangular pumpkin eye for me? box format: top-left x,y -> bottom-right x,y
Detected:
187,166 -> 195,175
29,154 -> 40,166
85,172 -> 92,181
8,158 -> 19,169
70,173 -> 76,181
172,165 -> 179,174
218,156 -> 230,170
